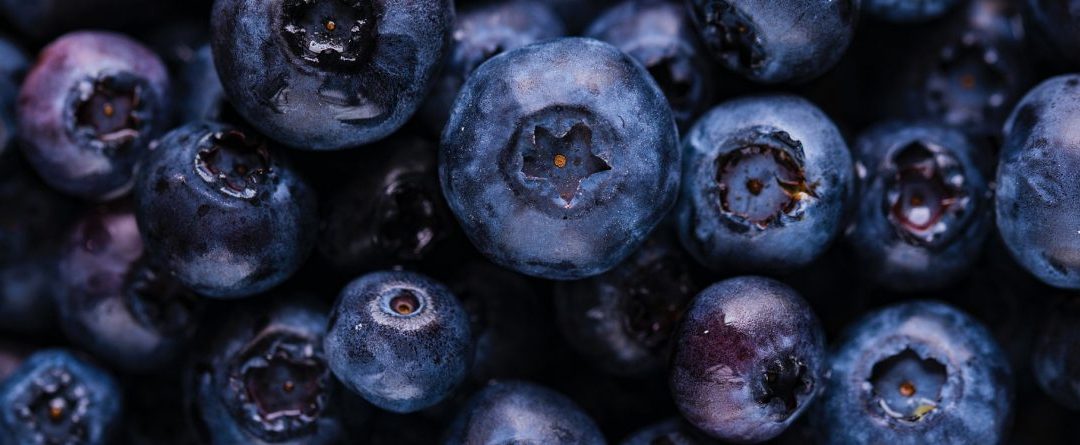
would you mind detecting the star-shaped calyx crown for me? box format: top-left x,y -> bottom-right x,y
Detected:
521,122 -> 611,205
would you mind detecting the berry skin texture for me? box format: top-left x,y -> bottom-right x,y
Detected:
0,349 -> 122,445
847,122 -> 991,291
324,270 -> 472,413
134,122 -> 317,298
440,37 -> 680,280
685,0 -> 858,84
819,301 -> 1013,445
669,276 -> 826,443
190,298 -> 342,445
865,0 -> 961,23
443,380 -> 605,445
1032,297 -> 1080,410
675,94 -> 853,273
210,0 -> 454,150
996,74 -> 1080,289
17,31 -> 170,200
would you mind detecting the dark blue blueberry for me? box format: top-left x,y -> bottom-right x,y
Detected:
819,301 -> 1013,444
620,418 -> 718,445
57,203 -> 203,373
190,298 -> 342,445
675,94 -> 853,273
133,121 -> 318,298
554,232 -> 698,377
1032,296 -> 1080,410
419,0 -> 565,132
996,74 -> 1080,289
210,0 -> 454,150
847,122 -> 991,291
586,0 -> 715,130
443,380 -> 605,445
685,0 -> 858,84
17,31 -> 171,200
669,276 -> 825,443
1025,0 -> 1080,68
324,270 -> 472,413
440,37 -> 680,280
175,45 -> 234,125
318,135 -> 456,272
0,349 -> 122,445
865,0 -> 961,23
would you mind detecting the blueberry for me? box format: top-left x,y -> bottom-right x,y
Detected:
17,31 -> 171,200
1032,297 -> 1080,410
847,122 -> 991,291
190,298 -> 342,444
996,74 -> 1080,289
57,202 -> 203,373
317,135 -> 456,272
685,0 -> 858,84
1025,0 -> 1080,68
133,121 -> 318,298
0,349 -> 122,445
586,0 -> 715,129
675,94 -> 853,273
669,276 -> 825,443
419,0 -> 566,132
175,45 -> 235,125
621,418 -> 717,445
555,232 -> 698,377
443,380 -> 605,445
324,270 -> 472,413
865,0 -> 961,23
440,37 -> 680,280
210,0 -> 454,150
819,301 -> 1013,444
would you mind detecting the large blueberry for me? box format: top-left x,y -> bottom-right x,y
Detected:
669,276 -> 825,443
17,31 -> 171,200
443,380 -> 605,445
847,122 -> 991,291
1032,296 -> 1080,410
587,0 -> 715,129
865,0 -> 961,22
210,0 -> 453,150
819,301 -> 1013,444
996,75 -> 1080,289
134,121 -> 318,298
419,0 -> 565,132
685,0 -> 858,84
676,94 -> 853,273
0,349 -> 122,445
57,203 -> 203,373
324,270 -> 472,413
190,298 -> 342,445
440,37 -> 680,280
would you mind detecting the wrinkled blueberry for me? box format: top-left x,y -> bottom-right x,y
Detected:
190,298 -> 342,444
865,0 -> 962,23
819,301 -> 1013,444
996,74 -> 1080,289
676,94 -> 853,273
443,380 -> 605,445
555,232 -> 698,377
1032,296 -> 1080,410
134,121 -> 318,298
0,349 -> 121,445
210,0 -> 454,150
670,276 -> 825,443
685,0 -> 858,84
847,122 -> 991,291
324,270 -> 472,413
17,31 -> 170,200
587,0 -> 715,129
440,37 -> 680,280
57,203 -> 203,373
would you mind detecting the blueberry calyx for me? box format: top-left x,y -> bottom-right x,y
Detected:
520,119 -> 612,207
868,348 -> 947,423
228,333 -> 328,441
714,129 -> 816,229
753,355 -> 812,419
374,175 -> 442,260
925,33 -> 1009,126
281,0 -> 378,71
69,72 -> 149,154
195,130 -> 272,199
10,366 -> 91,443
124,260 -> 199,335
884,140 -> 970,248
696,1 -> 765,74
382,288 -> 424,317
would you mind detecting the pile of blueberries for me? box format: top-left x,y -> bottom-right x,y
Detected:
1,0 -> 1080,443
